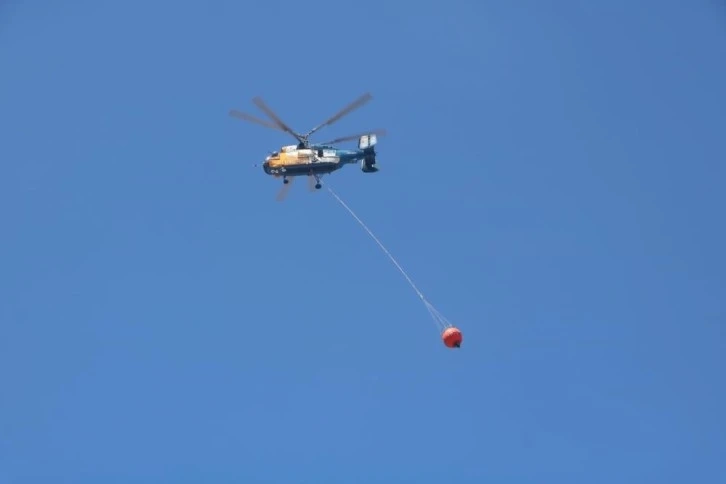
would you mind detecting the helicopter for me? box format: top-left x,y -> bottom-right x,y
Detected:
229,92 -> 386,201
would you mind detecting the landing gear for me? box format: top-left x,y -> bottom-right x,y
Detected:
283,177 -> 289,184
312,173 -> 322,190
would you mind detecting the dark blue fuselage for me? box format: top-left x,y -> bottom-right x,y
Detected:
261,146 -> 376,177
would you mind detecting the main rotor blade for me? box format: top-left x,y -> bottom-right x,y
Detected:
229,109 -> 286,132
276,178 -> 294,202
252,97 -> 305,145
316,129 -> 387,146
306,92 -> 373,137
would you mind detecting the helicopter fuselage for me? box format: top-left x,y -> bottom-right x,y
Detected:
262,145 -> 377,178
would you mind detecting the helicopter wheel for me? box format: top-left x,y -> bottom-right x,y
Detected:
315,183 -> 321,189
283,178 -> 289,184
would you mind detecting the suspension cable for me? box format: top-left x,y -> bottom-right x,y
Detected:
327,185 -> 451,331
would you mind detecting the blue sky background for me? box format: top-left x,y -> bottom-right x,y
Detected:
1,1 -> 725,482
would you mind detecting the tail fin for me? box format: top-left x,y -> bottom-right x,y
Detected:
358,134 -> 378,150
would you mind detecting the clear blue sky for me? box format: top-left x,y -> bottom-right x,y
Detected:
1,1 -> 724,482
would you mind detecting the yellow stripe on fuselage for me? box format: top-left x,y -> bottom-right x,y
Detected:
267,150 -> 314,168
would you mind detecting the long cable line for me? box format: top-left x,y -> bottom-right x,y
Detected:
327,185 -> 452,332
